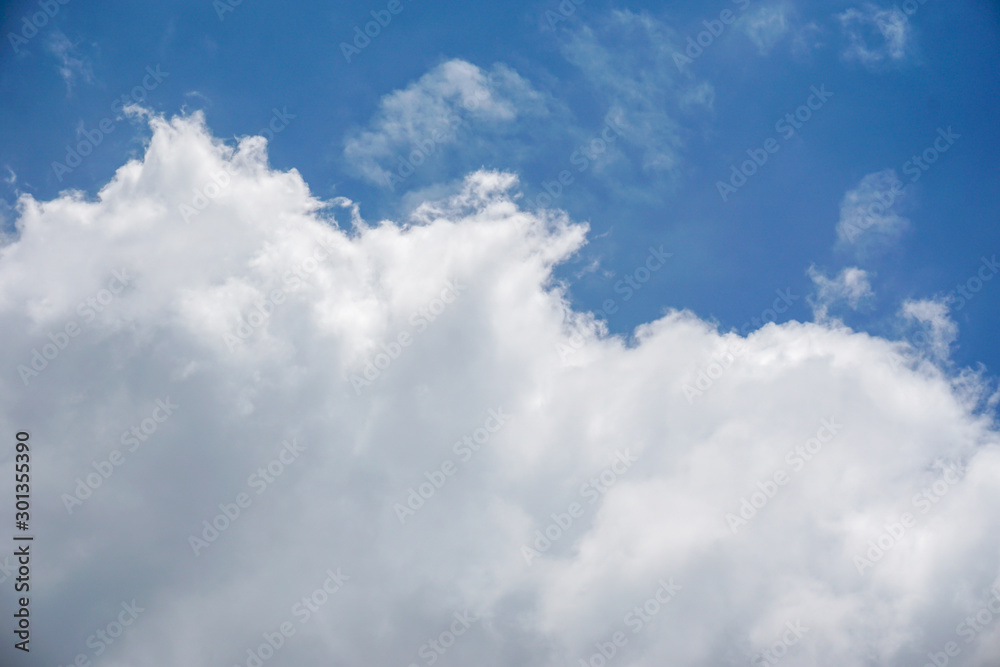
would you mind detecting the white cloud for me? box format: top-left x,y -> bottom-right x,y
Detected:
679,81 -> 716,111
835,169 -> 909,257
46,30 -> 94,94
560,10 -> 714,176
739,4 -> 792,55
342,59 -> 548,189
837,3 -> 912,68
808,265 -> 874,322
901,298 -> 959,361
3,113 -> 1000,667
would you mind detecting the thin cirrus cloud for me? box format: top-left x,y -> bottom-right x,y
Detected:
1,111 -> 999,667
835,168 -> 910,259
343,11 -> 716,204
737,3 -> 793,55
559,9 -> 715,177
45,30 -> 95,95
836,2 -> 913,68
342,59 -> 549,189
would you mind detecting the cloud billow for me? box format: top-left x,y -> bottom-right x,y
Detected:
1,113 -> 999,667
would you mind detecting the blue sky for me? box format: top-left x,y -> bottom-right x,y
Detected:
2,0 -> 998,375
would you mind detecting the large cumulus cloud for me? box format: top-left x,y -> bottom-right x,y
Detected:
1,112 -> 999,667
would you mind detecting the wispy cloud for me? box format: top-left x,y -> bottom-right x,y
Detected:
808,265 -> 874,322
837,3 -> 912,69
343,59 -> 548,188
560,10 -> 714,177
836,169 -> 909,258
901,297 -> 958,361
46,30 -> 94,95
738,3 -> 792,55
